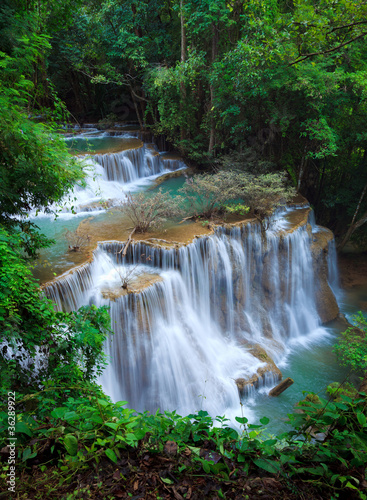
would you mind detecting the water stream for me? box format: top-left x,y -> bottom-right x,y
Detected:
38,130 -> 352,429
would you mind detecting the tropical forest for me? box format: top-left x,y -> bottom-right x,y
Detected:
1,0 -> 367,498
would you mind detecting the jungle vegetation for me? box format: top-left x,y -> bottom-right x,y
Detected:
0,1 -> 367,498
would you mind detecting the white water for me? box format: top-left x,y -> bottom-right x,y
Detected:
31,140 -> 186,219
93,145 -> 185,184
44,212 -> 337,421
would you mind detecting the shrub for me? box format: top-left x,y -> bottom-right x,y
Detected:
178,171 -> 243,219
65,228 -> 91,252
179,170 -> 295,224
119,189 -> 179,233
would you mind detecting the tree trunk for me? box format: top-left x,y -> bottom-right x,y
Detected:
297,146 -> 308,192
118,228 -> 136,259
180,0 -> 186,63
208,22 -> 219,156
179,0 -> 187,142
338,182 -> 367,251
269,377 -> 294,397
130,89 -> 144,131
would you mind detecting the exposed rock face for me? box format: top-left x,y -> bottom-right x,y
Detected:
235,344 -> 282,395
311,229 -> 339,323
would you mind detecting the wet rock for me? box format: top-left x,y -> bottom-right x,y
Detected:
235,344 -> 282,395
311,229 -> 339,323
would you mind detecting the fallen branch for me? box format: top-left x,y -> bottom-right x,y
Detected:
118,228 -> 136,258
178,215 -> 197,224
269,377 -> 294,397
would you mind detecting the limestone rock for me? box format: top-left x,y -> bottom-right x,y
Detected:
235,344 -> 282,395
311,229 -> 339,323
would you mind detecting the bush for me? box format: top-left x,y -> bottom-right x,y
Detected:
65,228 -> 91,252
179,170 -> 295,224
241,172 -> 295,223
119,189 -> 179,233
178,171 -> 244,219
334,312 -> 367,373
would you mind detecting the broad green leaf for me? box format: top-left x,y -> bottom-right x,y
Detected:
22,447 -> 37,462
64,434 -> 78,456
15,422 -> 32,437
235,416 -> 248,424
105,448 -> 118,463
161,477 -> 174,485
357,412 -> 366,427
51,407 -> 67,420
253,458 -> 280,474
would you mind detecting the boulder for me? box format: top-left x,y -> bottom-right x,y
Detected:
235,344 -> 282,395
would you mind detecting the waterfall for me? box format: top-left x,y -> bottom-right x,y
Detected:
30,141 -> 186,218
327,239 -> 340,296
44,211 -> 338,419
93,144 -> 186,184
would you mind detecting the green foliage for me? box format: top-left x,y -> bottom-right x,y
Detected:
0,15 -> 85,255
179,170 -> 294,222
334,312 -> 367,372
222,203 -> 250,216
327,382 -> 358,402
178,171 -> 243,218
0,226 -> 112,403
1,390 -> 367,498
0,95 -> 84,254
241,172 -> 295,222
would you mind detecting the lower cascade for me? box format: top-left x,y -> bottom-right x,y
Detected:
44,206 -> 339,421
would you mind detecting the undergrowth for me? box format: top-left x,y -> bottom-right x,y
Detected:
0,386 -> 366,499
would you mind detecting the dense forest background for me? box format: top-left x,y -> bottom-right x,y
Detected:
1,0 -> 367,245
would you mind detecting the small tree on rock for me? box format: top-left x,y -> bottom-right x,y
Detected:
178,171 -> 244,219
241,172 -> 295,226
119,189 -> 179,233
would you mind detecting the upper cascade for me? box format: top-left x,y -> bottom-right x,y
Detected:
93,144 -> 186,184
43,207 -> 339,420
32,132 -> 186,218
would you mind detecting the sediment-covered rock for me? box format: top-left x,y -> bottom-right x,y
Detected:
101,273 -> 163,301
311,229 -> 339,323
235,344 -> 282,395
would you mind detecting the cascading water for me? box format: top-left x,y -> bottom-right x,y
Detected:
93,144 -> 186,184
44,209 -> 338,421
31,135 -> 186,218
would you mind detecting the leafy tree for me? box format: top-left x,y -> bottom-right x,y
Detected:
178,171 -> 242,218
0,25 -> 85,255
241,172 -> 295,224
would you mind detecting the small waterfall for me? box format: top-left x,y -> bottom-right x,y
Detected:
93,144 -> 186,184
30,141 -> 187,218
327,239 -> 340,297
44,210 -> 338,419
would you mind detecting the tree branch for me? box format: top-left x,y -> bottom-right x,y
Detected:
289,31 -> 367,66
